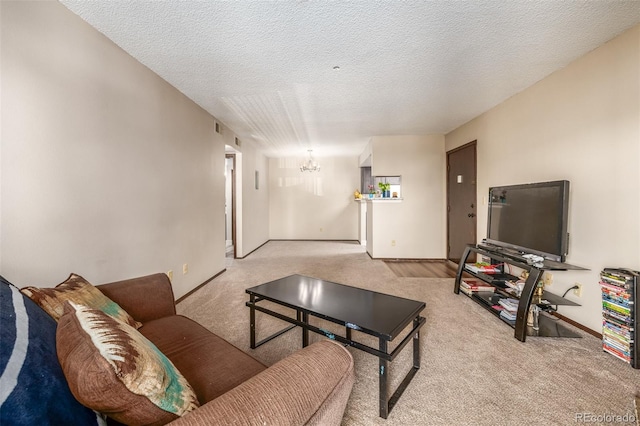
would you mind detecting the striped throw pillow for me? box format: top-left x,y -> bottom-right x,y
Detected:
0,277 -> 105,425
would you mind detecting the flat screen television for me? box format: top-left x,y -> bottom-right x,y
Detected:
485,180 -> 570,263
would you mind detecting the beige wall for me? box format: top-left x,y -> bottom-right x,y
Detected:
368,135 -> 446,258
235,140 -> 270,257
269,156 -> 359,240
1,1 -> 226,299
446,25 -> 640,331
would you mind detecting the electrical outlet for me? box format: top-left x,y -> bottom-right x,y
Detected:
167,270 -> 173,281
391,240 -> 396,246
573,283 -> 582,297
183,263 -> 188,275
543,272 -> 553,286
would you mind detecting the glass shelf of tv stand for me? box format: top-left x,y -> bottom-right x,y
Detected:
470,291 -> 582,338
474,243 -> 588,271
465,268 -> 580,307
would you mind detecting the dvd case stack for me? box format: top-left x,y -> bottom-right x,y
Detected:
600,268 -> 638,369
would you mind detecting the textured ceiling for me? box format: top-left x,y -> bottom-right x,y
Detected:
60,1 -> 640,158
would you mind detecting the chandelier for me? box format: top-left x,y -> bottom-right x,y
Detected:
299,150 -> 320,172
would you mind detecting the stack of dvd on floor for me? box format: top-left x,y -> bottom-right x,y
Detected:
600,268 -> 638,369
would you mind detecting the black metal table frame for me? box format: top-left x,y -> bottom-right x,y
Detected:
246,293 -> 426,419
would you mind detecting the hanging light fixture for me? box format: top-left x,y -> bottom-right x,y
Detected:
299,149 -> 320,172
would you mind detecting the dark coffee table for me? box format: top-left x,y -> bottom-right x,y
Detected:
245,274 -> 426,419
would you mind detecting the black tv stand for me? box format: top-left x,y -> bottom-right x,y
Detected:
454,244 -> 588,342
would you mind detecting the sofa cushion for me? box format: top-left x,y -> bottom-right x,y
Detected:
21,273 -> 141,329
139,315 -> 267,404
0,277 -> 105,426
170,340 -> 355,426
56,302 -> 199,426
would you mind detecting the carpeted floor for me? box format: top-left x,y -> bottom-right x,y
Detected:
177,241 -> 640,425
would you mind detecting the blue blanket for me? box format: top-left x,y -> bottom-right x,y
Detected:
0,276 -> 103,425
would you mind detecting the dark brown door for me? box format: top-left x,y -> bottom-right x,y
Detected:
447,141 -> 477,263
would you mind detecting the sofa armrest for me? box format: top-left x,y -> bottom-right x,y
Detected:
169,340 -> 355,426
97,273 -> 176,323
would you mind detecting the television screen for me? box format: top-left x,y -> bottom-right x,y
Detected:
486,180 -> 570,262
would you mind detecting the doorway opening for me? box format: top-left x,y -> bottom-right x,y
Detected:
225,153 -> 236,259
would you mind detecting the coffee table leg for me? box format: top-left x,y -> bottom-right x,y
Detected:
249,294 -> 256,349
413,317 -> 420,368
379,339 -> 389,419
301,311 -> 309,347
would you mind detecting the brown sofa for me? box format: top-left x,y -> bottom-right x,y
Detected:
0,272 -> 354,424
95,273 -> 356,425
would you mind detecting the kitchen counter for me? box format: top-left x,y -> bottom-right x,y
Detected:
354,198 -> 403,202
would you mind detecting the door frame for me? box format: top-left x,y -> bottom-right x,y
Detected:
446,140 -> 477,263
225,153 -> 237,259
